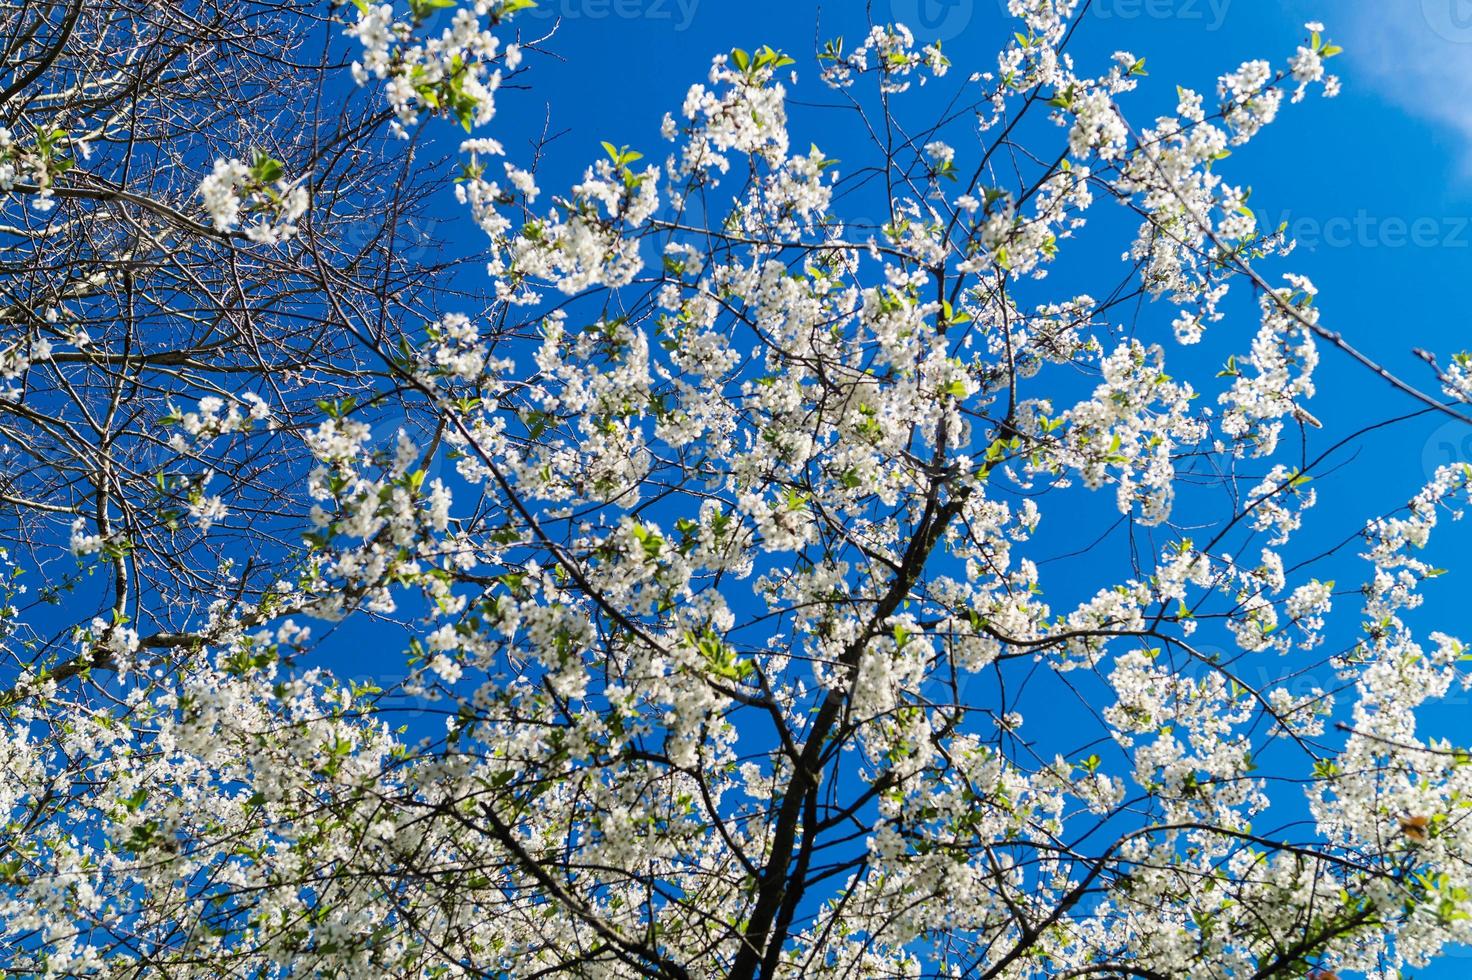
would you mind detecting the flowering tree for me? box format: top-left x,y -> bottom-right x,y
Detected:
5,0 -> 1472,976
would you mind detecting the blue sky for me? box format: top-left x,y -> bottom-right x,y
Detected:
327,2 -> 1472,972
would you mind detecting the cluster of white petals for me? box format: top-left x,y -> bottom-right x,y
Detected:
197,156 -> 309,244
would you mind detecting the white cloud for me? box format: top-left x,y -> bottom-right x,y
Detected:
1343,1 -> 1472,171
